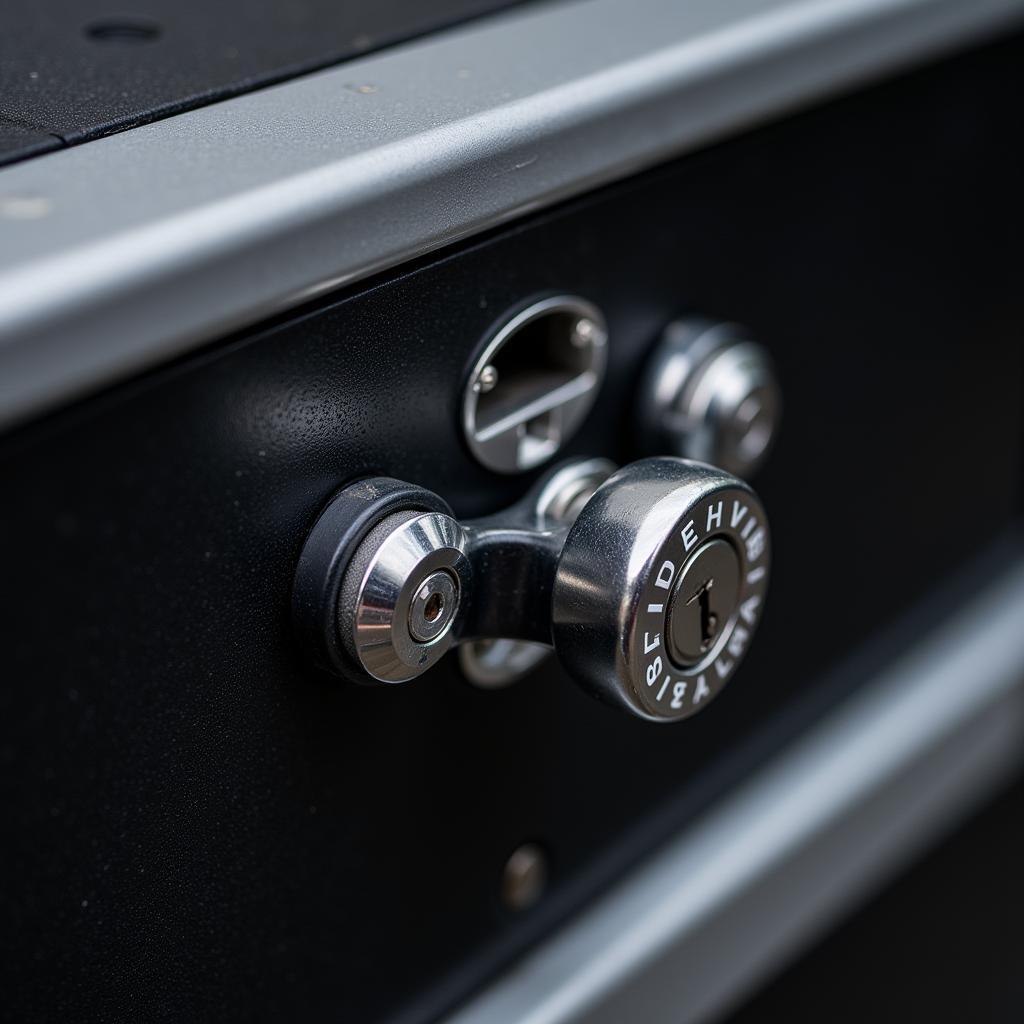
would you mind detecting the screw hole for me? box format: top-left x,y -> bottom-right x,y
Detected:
85,19 -> 162,43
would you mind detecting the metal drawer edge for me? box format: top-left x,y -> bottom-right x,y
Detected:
1,0 -> 1023,428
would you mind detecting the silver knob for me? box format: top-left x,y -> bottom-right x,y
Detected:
337,510 -> 470,683
639,319 -> 780,477
294,458 -> 769,722
552,458 -> 769,721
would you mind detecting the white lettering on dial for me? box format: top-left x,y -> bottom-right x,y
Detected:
727,624 -> 749,658
646,656 -> 663,686
693,675 -> 710,704
655,560 -> 676,589
739,594 -> 761,625
638,490 -> 767,717
706,501 -> 723,532
745,526 -> 766,562
681,520 -> 698,552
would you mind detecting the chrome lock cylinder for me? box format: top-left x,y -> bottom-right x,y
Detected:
336,509 -> 470,683
293,457 -> 770,721
552,460 -> 768,720
291,477 -> 468,683
638,318 -> 781,477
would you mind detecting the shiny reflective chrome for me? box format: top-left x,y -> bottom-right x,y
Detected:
462,297 -> 608,474
459,639 -> 552,690
534,457 -> 615,528
306,456 -> 768,720
458,458 -> 614,689
340,511 -> 470,683
640,320 -> 780,477
552,458 -> 769,721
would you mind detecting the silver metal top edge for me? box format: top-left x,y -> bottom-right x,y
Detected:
1,0 -> 1023,429
443,557 -> 1024,1024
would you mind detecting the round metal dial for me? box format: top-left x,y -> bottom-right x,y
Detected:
552,457 -> 769,722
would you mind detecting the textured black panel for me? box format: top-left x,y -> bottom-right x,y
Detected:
0,117 -> 61,162
0,0 -> 530,166
0,31 -> 1022,1024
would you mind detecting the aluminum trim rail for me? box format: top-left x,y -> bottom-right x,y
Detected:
1,0 -> 1022,428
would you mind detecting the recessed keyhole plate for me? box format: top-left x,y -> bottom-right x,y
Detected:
463,296 -> 607,474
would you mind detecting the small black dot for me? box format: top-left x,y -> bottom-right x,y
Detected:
85,19 -> 162,43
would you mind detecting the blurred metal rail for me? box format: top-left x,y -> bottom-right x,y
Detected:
445,557 -> 1024,1024
2,0 -> 1024,428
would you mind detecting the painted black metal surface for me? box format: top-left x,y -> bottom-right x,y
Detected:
0,32 -> 1022,1024
0,0 -> 531,166
0,117 -> 62,164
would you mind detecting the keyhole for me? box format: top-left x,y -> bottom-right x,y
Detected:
687,578 -> 718,653
423,591 -> 444,622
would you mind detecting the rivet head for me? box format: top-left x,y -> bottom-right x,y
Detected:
501,844 -> 548,911
474,364 -> 499,394
571,317 -> 605,349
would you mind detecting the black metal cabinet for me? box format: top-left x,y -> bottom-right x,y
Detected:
1,33 -> 1022,1024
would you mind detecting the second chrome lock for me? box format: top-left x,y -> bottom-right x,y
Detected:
293,456 -> 770,722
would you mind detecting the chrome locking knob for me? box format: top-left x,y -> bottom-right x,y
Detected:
293,457 -> 769,722
337,510 -> 470,683
552,459 -> 768,720
638,319 -> 781,477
